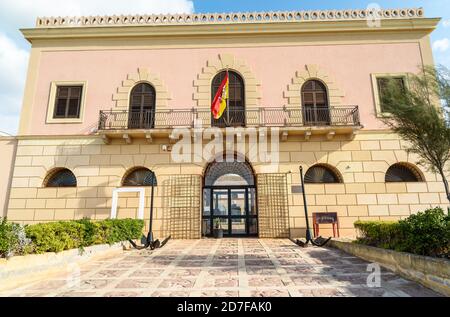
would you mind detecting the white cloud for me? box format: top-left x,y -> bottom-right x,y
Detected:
443,20 -> 450,28
0,32 -> 29,132
433,38 -> 450,53
0,114 -> 20,136
0,0 -> 194,29
0,0 -> 194,135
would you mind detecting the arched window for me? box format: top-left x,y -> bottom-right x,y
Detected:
44,168 -> 77,187
128,83 -> 156,129
385,163 -> 423,182
304,164 -> 342,184
301,80 -> 330,125
211,70 -> 245,127
122,167 -> 157,186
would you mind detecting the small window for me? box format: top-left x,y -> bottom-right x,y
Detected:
304,164 -> 342,184
376,77 -> 406,113
122,168 -> 157,186
371,74 -> 408,116
53,86 -> 83,119
385,163 -> 423,182
44,168 -> 77,187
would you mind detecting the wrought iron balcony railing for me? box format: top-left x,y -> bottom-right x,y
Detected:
98,106 -> 360,131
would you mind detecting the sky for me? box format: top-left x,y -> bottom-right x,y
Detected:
0,0 -> 449,135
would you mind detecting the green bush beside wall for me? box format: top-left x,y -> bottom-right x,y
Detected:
355,207 -> 450,258
0,218 -> 144,257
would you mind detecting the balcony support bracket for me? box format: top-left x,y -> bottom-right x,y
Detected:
123,133 -> 132,144
304,131 -> 312,141
327,131 -> 336,140
281,131 -> 288,141
102,134 -> 111,145
146,133 -> 153,143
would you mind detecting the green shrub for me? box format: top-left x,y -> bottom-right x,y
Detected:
398,207 -> 450,257
24,218 -> 144,254
0,218 -> 32,258
0,218 -> 19,257
355,207 -> 450,258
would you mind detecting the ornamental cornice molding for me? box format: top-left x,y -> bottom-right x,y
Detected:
36,8 -> 425,28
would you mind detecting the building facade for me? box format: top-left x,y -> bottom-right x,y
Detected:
3,8 -> 449,239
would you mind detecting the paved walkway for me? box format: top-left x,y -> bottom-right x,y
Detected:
0,239 -> 440,297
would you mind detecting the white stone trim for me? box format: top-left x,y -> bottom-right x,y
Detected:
284,64 -> 345,107
111,187 -> 145,220
112,68 -> 170,110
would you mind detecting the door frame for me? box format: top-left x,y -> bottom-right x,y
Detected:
202,185 -> 258,237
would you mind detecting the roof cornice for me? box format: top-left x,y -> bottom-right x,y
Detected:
21,17 -> 440,43
35,8 -> 426,28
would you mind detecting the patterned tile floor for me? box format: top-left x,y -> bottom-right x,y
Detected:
0,239 -> 441,297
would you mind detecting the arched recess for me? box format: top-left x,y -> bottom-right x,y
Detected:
193,54 -> 261,125
284,64 -> 344,107
43,168 -> 77,187
304,164 -> 343,184
385,162 -> 424,182
211,70 -> 246,127
128,83 -> 156,129
122,167 -> 157,186
112,68 -> 170,110
202,152 -> 258,237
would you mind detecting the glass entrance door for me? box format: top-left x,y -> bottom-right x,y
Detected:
203,187 -> 258,237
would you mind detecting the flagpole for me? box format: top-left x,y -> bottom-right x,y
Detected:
226,68 -> 230,125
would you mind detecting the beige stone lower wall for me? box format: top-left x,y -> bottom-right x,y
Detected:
0,137 -> 17,218
6,131 -> 449,238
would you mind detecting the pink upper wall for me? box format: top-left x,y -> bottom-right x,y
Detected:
29,42 -> 424,135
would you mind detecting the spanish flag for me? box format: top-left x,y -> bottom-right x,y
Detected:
211,72 -> 229,119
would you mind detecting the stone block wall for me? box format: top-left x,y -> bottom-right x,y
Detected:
6,131 -> 449,238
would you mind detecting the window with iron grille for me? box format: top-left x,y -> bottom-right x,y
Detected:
304,164 -> 342,184
53,86 -> 83,119
385,163 -> 422,182
211,71 -> 245,127
122,168 -> 157,186
44,168 -> 77,187
376,77 -> 406,113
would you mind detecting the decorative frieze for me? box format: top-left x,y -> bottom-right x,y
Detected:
35,8 -> 425,28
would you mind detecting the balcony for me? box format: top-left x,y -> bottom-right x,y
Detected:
97,106 -> 361,142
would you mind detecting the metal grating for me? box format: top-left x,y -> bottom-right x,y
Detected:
162,175 -> 201,239
45,168 -> 77,187
257,173 -> 290,238
122,168 -> 157,186
385,163 -> 422,182
204,160 -> 255,186
304,165 -> 341,183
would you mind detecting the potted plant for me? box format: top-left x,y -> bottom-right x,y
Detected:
213,218 -> 223,239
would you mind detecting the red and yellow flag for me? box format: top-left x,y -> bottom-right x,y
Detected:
211,72 -> 229,119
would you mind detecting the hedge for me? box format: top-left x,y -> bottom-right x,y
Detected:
354,207 -> 450,258
0,218 -> 144,257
